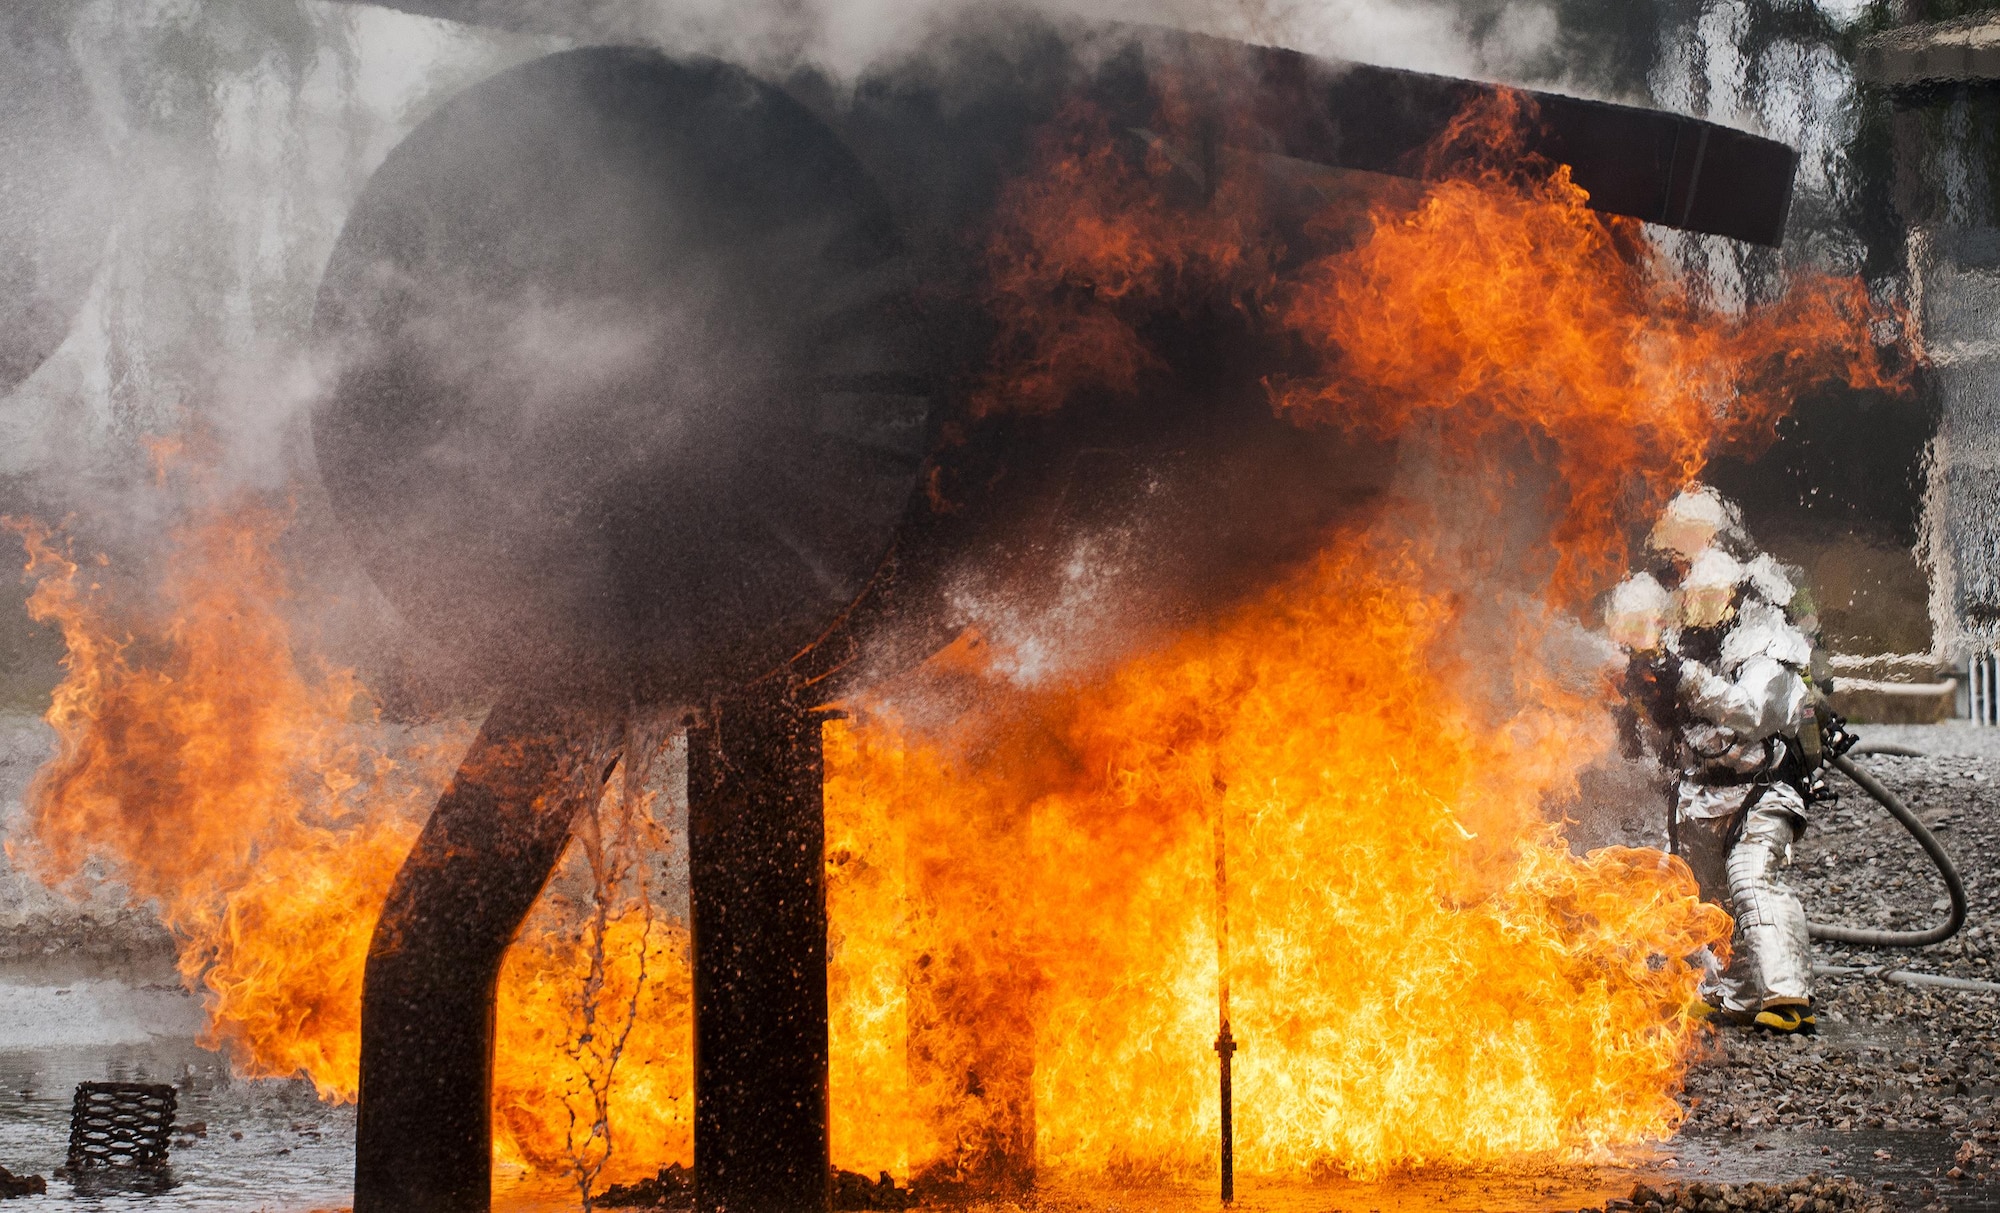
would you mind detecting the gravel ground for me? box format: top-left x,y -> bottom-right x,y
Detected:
1676,722 -> 2000,1210
1620,1176 -> 1885,1212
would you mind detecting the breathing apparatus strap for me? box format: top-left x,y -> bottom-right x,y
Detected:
1721,781 -> 1770,853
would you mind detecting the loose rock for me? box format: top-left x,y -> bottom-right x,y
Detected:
0,1166 -> 45,1199
594,1164 -> 915,1210
595,1162 -> 691,1209
1580,1175 -> 1882,1213
1680,725 -> 2000,1189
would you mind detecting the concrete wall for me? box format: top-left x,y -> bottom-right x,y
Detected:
1917,225 -> 2000,659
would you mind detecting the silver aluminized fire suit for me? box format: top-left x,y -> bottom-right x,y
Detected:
1670,595 -> 1816,1014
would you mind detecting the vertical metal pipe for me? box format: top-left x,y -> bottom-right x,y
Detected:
1978,651 -> 1995,725
354,697 -> 623,1213
1976,656 -> 1992,732
1211,773 -> 1236,1205
1215,1025 -> 1236,1203
686,688 -> 832,1213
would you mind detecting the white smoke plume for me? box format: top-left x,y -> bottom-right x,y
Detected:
0,0 -> 1567,501
0,0 -> 1579,702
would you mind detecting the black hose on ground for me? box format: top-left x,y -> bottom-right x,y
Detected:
1849,741 -> 1927,758
1806,754 -> 1967,948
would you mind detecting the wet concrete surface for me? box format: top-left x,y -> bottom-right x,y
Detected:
0,1034 -> 353,1211
0,724 -> 1991,1210
960,1127 -> 1998,1212
0,1030 -> 1987,1212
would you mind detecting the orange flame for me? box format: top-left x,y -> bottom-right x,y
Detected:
6,505 -> 447,1096
492,730 -> 696,1193
804,91 -> 1903,1183
4,89 -> 1912,1199
1267,96 -> 1903,596
974,101 -> 1274,418
6,500 -> 689,1191
823,539 -> 1736,1178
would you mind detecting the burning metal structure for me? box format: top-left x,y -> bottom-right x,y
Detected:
0,5 -> 1922,1213
303,12 -> 1806,1213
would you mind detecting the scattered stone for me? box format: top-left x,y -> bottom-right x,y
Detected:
832,1168 -> 916,1210
1580,1175 -> 1882,1213
596,1162 -> 691,1209
0,1166 -> 45,1199
1681,729 -> 2000,1174
593,1165 -> 914,1210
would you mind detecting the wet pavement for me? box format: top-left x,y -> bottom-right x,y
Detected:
0,1032 -> 352,1211
961,1126 -> 1997,1212
0,724 -> 1992,1210
0,1029 -> 1986,1213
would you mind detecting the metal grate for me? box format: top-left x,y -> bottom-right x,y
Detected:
1973,649 -> 2000,726
66,1082 -> 176,1171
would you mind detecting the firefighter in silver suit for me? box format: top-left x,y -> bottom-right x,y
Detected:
1607,486 -> 1827,1034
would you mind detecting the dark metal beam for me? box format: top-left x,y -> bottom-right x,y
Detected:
322,2 -> 1796,246
1155,33 -> 1796,247
686,689 -> 832,1213
354,698 -> 622,1213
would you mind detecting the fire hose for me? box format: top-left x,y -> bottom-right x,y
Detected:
1804,753 -> 1968,949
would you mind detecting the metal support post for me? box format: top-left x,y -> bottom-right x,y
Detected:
686,688 -> 832,1213
355,697 -> 623,1213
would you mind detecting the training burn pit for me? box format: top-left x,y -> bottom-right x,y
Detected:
0,8 -> 1923,1213
308,22 -> 1815,1213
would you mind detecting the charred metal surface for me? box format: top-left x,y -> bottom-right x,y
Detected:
1179,34 -> 1798,247
313,48 -> 929,703
354,699 -> 623,1213
686,690 -> 832,1213
66,1083 -> 176,1172
314,17 -> 1802,707
324,4 -> 1796,247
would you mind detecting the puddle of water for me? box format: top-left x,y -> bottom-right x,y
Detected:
1013,1132 -> 1999,1213
0,1041 -> 351,1211
0,979 -> 1990,1212
1671,1128 -> 2000,1213
1019,1171 -> 1646,1213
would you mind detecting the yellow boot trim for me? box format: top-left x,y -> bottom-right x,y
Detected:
1751,1004 -> 1816,1034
